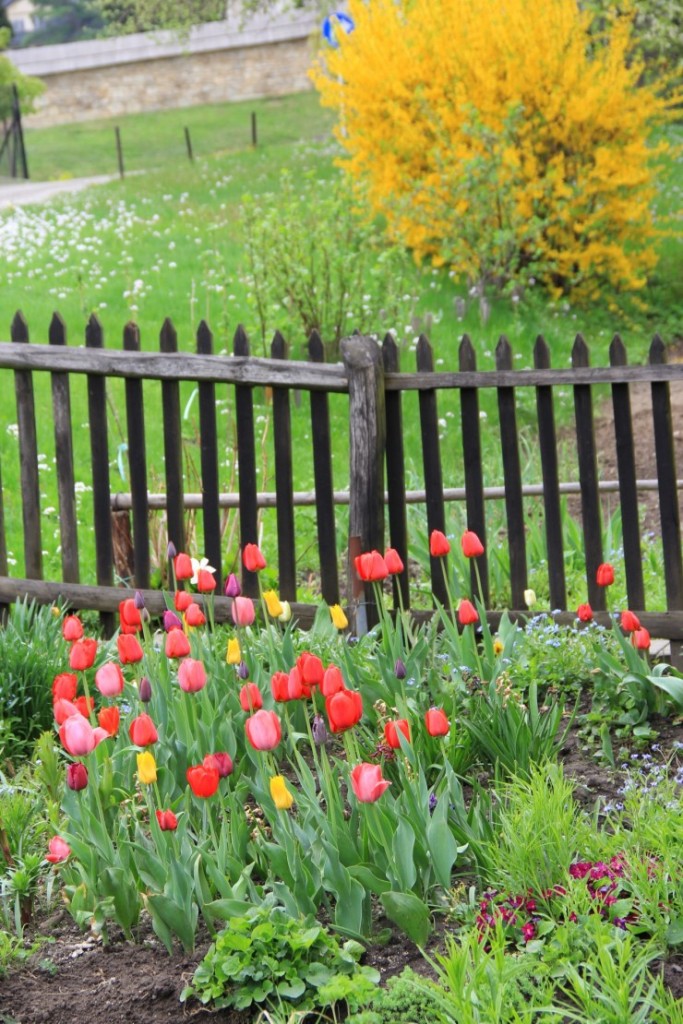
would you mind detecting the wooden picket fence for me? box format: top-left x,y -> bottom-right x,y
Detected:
0,311 -> 682,656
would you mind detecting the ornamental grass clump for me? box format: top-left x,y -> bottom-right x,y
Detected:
311,0 -> 679,301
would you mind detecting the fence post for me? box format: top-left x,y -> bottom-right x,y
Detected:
342,335 -> 385,634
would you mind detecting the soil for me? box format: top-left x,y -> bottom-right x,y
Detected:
3,350 -> 683,1023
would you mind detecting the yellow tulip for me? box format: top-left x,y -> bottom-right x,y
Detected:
493,638 -> 504,656
269,775 -> 294,810
263,590 -> 283,618
329,604 -> 348,630
524,589 -> 537,609
137,751 -> 157,785
226,638 -> 241,665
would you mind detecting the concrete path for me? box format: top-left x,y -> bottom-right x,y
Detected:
0,174 -> 119,209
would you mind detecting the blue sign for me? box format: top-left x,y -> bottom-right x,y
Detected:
322,11 -> 355,47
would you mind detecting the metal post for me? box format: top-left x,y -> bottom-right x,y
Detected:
184,126 -> 193,162
12,86 -> 29,180
115,126 -> 125,179
251,111 -> 257,147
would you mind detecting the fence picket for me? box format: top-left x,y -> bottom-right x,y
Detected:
159,318 -> 185,558
196,320 -> 222,589
383,334 -> 409,609
416,335 -> 448,608
271,331 -> 296,601
459,336 -> 489,605
572,334 -> 604,609
123,321 -> 150,589
11,312 -> 42,581
533,336 -> 566,609
609,335 -> 644,609
308,330 -> 339,606
234,325 -> 259,597
85,314 -> 115,634
49,313 -> 79,584
496,336 -> 528,607
650,335 -> 683,666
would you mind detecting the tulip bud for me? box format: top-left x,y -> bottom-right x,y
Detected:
312,713 -> 328,746
278,601 -> 292,623
394,658 -> 406,679
224,573 -> 241,598
523,589 -> 537,609
66,762 -> 88,791
163,610 -> 183,633
238,660 -> 250,680
134,590 -> 145,610
167,541 -> 177,559
226,638 -> 242,665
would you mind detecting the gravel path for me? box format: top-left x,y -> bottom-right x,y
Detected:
0,174 -> 119,209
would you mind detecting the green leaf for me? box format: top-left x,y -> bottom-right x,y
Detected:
666,919 -> 683,946
204,898 -> 254,921
304,962 -> 332,986
379,891 -> 431,945
391,817 -> 417,891
277,978 -> 307,999
426,799 -> 459,888
347,864 -> 391,895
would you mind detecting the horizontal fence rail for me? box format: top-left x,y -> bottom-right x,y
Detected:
0,313 -> 682,664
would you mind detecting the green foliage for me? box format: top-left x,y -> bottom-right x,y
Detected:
0,600 -> 66,762
24,0 -> 104,44
347,967 -> 441,1024
95,0 -> 225,36
585,0 -> 683,94
239,169 -> 417,357
182,904 -> 378,1014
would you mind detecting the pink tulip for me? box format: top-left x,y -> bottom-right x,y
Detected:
178,658 -> 207,693
45,836 -> 71,863
232,596 -> 255,627
245,709 -> 281,751
95,662 -> 125,697
350,763 -> 391,803
53,698 -> 80,725
59,714 -> 99,756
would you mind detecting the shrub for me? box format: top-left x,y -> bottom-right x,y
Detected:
312,0 -> 677,301
346,967 -> 441,1024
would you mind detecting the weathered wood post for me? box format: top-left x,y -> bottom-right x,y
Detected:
342,335 -> 385,634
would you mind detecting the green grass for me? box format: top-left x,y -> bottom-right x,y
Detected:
24,91 -> 335,181
1,98 -> 682,603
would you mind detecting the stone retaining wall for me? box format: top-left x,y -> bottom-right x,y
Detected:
8,9 -> 319,126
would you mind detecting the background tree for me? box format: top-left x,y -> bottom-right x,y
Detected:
24,0 -> 104,44
312,0 -> 678,302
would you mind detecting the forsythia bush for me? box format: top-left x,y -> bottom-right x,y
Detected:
311,0 -> 677,300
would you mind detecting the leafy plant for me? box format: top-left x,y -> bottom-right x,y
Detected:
181,904 -> 378,1016
346,967 -> 441,1024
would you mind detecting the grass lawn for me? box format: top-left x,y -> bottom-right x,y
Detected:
1,96 -> 682,606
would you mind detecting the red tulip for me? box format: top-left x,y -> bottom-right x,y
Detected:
384,548 -> 405,574
98,705 -> 120,737
384,718 -> 411,749
174,553 -> 193,580
354,550 -> 389,582
129,713 -> 158,746
185,602 -> 206,627
66,762 -> 88,791
166,630 -> 191,658
632,627 -> 651,650
118,599 -> 141,634
429,530 -> 451,557
321,665 -> 345,697
95,662 -> 124,698
117,634 -> 143,664
197,569 -> 216,593
457,599 -> 479,626
186,764 -> 220,798
177,658 -> 207,693
52,672 -> 78,702
242,543 -> 266,572
203,752 -> 233,778
425,708 -> 450,737
174,589 -> 193,612
239,682 -> 263,712
73,695 -> 95,718
46,836 -> 71,863
155,809 -> 178,831
62,615 -> 84,642
326,689 -> 363,734
297,652 -> 324,690
620,610 -> 641,633
231,596 -> 255,627
245,709 -> 282,751
350,763 -> 391,803
577,603 -> 593,622
461,530 -> 484,558
271,670 -> 299,702
596,563 -> 615,587
69,637 -> 98,671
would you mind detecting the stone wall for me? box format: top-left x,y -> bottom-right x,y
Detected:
8,9 -> 319,127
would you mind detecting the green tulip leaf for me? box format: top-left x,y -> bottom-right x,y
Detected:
380,890 -> 431,945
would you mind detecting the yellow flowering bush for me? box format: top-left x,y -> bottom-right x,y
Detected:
311,0 -> 678,300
